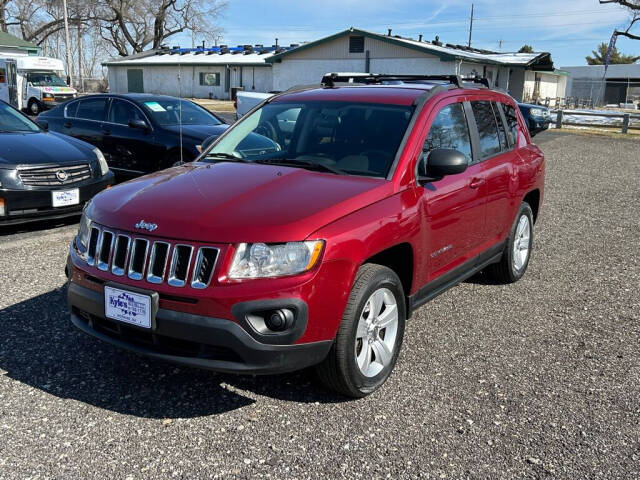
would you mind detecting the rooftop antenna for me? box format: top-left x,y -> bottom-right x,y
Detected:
468,3 -> 474,48
178,64 -> 183,164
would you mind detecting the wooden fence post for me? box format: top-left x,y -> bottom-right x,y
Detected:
622,114 -> 630,134
556,110 -> 563,129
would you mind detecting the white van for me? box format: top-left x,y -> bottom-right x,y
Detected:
0,56 -> 77,114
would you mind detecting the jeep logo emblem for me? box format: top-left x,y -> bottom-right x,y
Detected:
56,170 -> 68,182
135,220 -> 158,232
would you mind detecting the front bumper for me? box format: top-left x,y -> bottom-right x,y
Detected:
529,117 -> 551,134
68,281 -> 332,375
0,172 -> 114,226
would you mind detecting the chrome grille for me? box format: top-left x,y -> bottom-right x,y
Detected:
147,242 -> 170,284
168,245 -> 193,287
111,235 -> 130,276
191,248 -> 219,289
85,224 -> 219,289
87,227 -> 100,266
97,231 -> 114,271
128,239 -> 149,280
19,163 -> 92,187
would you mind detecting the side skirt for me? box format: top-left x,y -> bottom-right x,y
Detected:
407,241 -> 505,316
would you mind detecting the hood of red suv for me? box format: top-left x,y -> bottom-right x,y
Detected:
87,161 -> 392,243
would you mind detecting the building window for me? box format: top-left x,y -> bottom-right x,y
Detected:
349,36 -> 365,53
199,72 -> 221,86
0,68 -> 5,83
127,69 -> 144,93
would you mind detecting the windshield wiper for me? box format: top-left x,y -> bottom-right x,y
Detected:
203,152 -> 250,163
255,158 -> 347,175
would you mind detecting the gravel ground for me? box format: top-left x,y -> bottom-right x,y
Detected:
0,131 -> 638,479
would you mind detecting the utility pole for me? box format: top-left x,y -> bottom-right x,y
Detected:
62,0 -> 73,87
77,18 -> 83,92
468,3 -> 474,48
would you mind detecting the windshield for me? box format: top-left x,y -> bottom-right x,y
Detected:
206,101 -> 414,177
0,103 -> 40,133
27,72 -> 67,87
140,99 -> 221,126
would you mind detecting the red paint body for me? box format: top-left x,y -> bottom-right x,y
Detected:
69,85 -> 544,348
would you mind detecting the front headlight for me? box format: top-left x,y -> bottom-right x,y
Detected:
228,241 -> 324,279
530,108 -> 547,117
42,93 -> 54,100
94,148 -> 109,176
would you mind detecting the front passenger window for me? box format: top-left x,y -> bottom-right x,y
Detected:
424,103 -> 472,163
108,99 -> 144,125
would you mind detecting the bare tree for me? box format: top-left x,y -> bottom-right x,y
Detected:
600,0 -> 640,41
97,0 -> 226,56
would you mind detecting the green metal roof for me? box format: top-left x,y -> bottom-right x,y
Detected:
0,31 -> 38,50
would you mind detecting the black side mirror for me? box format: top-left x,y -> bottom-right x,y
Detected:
128,119 -> 149,131
37,120 -> 49,131
417,148 -> 468,184
200,135 -> 218,153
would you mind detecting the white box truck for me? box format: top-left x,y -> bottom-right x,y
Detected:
0,56 -> 77,114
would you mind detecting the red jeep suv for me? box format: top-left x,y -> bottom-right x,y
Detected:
66,75 -> 544,397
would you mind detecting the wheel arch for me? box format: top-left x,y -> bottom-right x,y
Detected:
362,242 -> 414,314
523,189 -> 541,223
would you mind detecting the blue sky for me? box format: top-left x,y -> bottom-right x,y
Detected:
177,0 -> 639,67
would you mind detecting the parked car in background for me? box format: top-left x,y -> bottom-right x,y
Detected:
235,91 -> 274,119
66,74 -> 544,397
517,103 -> 551,136
0,100 -> 113,226
37,94 -> 229,177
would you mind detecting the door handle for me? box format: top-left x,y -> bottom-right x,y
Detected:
469,177 -> 485,189
63,122 -> 72,128
102,128 -> 111,136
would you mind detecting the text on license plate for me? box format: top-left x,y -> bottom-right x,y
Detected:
52,188 -> 79,207
104,286 -> 152,329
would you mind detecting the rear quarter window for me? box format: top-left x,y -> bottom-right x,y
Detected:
76,97 -> 109,121
502,104 -> 519,147
471,101 -> 501,159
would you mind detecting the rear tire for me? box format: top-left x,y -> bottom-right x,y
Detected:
488,202 -> 534,283
315,264 -> 406,398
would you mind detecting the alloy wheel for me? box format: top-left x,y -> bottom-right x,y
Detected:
512,215 -> 531,271
354,287 -> 399,378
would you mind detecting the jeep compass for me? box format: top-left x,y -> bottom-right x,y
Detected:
66,75 -> 545,397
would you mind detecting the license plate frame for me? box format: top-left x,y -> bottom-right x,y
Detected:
51,188 -> 80,208
104,285 -> 157,330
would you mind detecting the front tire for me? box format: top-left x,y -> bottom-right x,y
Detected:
28,99 -> 43,116
488,202 -> 534,283
316,264 -> 406,398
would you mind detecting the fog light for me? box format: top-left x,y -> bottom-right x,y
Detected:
0,198 -> 5,216
265,309 -> 294,332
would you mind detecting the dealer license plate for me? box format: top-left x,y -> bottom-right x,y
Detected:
52,189 -> 79,207
104,286 -> 152,329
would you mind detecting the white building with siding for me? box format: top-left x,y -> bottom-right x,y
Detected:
104,46 -> 277,99
104,27 -> 566,102
268,28 -> 566,103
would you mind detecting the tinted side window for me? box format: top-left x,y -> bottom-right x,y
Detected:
471,101 -> 501,159
503,104 -> 519,146
424,103 -> 472,163
493,103 -> 509,151
108,99 -> 145,125
65,100 -> 79,118
76,97 -> 108,121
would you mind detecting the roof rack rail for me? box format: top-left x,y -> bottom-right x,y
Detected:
320,73 -> 490,89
